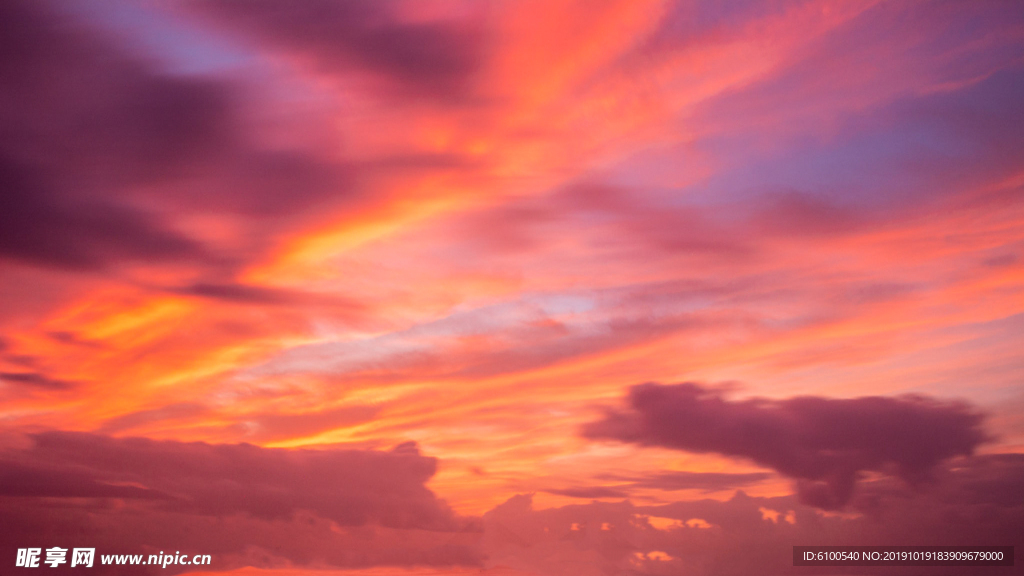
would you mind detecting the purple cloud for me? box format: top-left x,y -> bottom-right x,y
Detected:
0,431 -> 481,572
0,0 -> 359,274
0,371 -> 76,391
545,487 -> 631,499
191,0 -> 485,100
583,383 -> 988,508
599,471 -> 775,493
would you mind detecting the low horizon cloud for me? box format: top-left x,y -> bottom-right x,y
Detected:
0,431 -> 482,573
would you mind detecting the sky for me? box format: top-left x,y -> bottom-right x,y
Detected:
1,0 -> 1023,574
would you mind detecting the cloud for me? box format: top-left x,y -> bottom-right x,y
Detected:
544,487 -> 630,499
544,471 -> 775,501
0,5 -> 1022,575
5,431 -> 458,528
446,182 -> 753,260
46,330 -> 105,348
0,0 -> 236,183
483,454 -> 1024,576
170,282 -> 367,319
583,383 -> 988,508
0,371 -> 76,390
598,471 -> 774,492
0,461 -> 170,500
0,157 -> 206,271
0,0 -> 361,274
0,431 -> 481,572
190,0 -> 485,100
0,0 -> 224,271
176,283 -> 316,305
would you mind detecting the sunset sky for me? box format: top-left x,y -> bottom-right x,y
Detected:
2,1 -> 1023,574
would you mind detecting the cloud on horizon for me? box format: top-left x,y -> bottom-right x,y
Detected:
0,431 -> 481,573
484,453 -> 1024,576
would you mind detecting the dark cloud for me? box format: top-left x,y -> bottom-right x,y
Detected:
0,0 -> 224,271
546,471 -> 774,501
598,470 -> 774,492
0,371 -> 76,390
984,252 -> 1019,268
46,330 -> 105,348
0,157 -> 206,271
0,0 -> 235,180
750,190 -> 867,237
171,282 -> 368,319
583,383 -> 987,508
0,0 -> 235,181
0,431 -> 481,573
191,0 -> 485,100
0,461 -> 170,500
0,0 -> 361,274
214,150 -> 353,217
545,487 -> 630,499
484,454 -> 1024,576
176,282 -> 305,305
4,431 -> 458,529
1,354 -> 37,368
